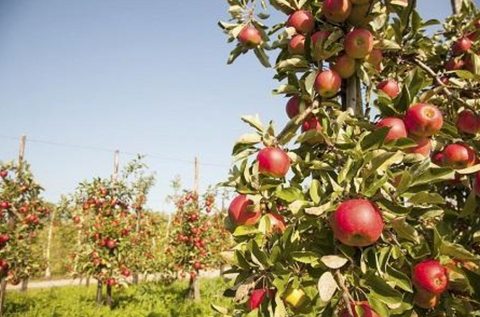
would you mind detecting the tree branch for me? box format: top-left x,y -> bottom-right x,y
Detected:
334,270 -> 355,317
412,58 -> 476,111
275,99 -> 319,144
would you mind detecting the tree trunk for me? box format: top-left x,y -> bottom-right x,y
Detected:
0,278 -> 7,317
106,285 -> 113,309
345,75 -> 363,117
186,277 -> 201,301
44,208 -> 56,279
96,280 -> 103,306
86,276 -> 90,287
132,273 -> 139,285
451,0 -> 462,14
20,279 -> 28,292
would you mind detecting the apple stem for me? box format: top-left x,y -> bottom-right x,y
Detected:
334,270 -> 355,317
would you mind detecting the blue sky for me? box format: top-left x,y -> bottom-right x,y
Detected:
0,0 -> 455,211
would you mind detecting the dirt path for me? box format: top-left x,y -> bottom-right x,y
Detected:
7,269 -> 233,291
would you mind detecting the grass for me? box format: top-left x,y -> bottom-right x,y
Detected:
4,278 -> 234,317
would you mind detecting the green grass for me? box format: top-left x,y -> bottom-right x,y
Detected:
4,278 -> 234,317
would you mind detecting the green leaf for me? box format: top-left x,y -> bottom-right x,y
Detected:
360,127 -> 389,152
309,180 -> 321,204
391,218 -> 421,243
233,225 -> 259,237
408,192 -> 445,205
275,187 -> 305,203
241,115 -> 264,133
363,272 -> 403,305
291,251 -> 320,264
386,265 -> 413,293
320,255 -> 348,269
305,202 -> 332,216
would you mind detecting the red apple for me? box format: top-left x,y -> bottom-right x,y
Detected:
266,213 -> 286,233
452,37 -> 472,56
456,110 -> 480,135
467,31 -> 478,41
228,195 -> 261,226
332,54 -> 356,79
0,171 -> 7,179
302,116 -> 323,133
367,48 -> 383,67
344,29 -> 374,59
323,0 -> 352,23
406,137 -> 432,157
257,148 -> 290,178
412,260 -> 449,294
311,30 -> 331,60
0,202 -> 10,210
286,96 -> 309,119
340,301 -> 381,317
314,69 -> 342,98
330,199 -> 384,247
404,103 -> 443,137
238,26 -> 262,48
107,239 -> 117,249
431,151 -> 444,166
414,288 -> 440,309
247,289 -> 275,310
377,79 -> 400,99
375,117 -> 407,142
193,261 -> 202,270
445,59 -> 464,71
288,34 -> 306,55
287,10 -> 315,34
442,143 -> 476,169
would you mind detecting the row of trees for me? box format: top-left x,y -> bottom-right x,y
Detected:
217,0 -> 480,316
0,140 -> 232,312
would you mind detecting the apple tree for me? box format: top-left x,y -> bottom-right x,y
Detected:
0,160 -> 50,314
217,0 -> 480,316
67,157 -> 155,308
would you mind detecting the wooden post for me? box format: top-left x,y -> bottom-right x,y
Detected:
194,157 -> 200,194
189,157 -> 201,301
18,136 -> 29,292
44,207 -> 56,279
451,0 -> 462,14
112,150 -> 119,182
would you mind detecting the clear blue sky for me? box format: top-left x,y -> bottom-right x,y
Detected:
0,0 -> 454,211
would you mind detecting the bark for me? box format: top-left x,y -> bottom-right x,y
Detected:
106,285 -> 113,309
0,278 -> 6,317
20,279 -> 28,292
96,280 -> 103,306
186,277 -> 201,301
345,75 -> 363,117
451,0 -> 462,14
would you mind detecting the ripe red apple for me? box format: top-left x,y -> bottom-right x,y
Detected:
121,268 -> 131,277
412,260 -> 449,294
0,171 -> 7,179
452,37 -> 472,56
288,34 -> 306,55
106,239 -> 117,249
367,48 -> 383,67
340,301 -> 380,317
344,29 -> 374,59
442,143 -> 476,169
456,110 -> 480,135
257,148 -> 290,178
414,288 -> 440,309
247,289 -> 275,311
0,234 -> 10,244
287,10 -> 315,34
431,151 -> 444,166
332,54 -> 356,79
73,216 -> 81,224
375,117 -> 407,142
266,213 -> 286,233
314,69 -> 342,98
193,261 -> 202,270
467,31 -> 478,41
330,199 -> 384,247
302,116 -> 323,133
286,96 -> 309,119
377,79 -> 400,99
0,202 -> 10,210
406,137 -> 431,157
404,103 -> 443,137
238,26 -> 262,48
323,0 -> 352,23
445,59 -> 464,71
228,195 -> 261,226
473,172 -> 480,196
